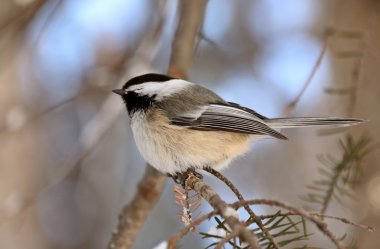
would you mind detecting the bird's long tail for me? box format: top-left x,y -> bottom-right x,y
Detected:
266,117 -> 365,129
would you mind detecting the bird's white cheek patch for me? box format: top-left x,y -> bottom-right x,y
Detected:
129,79 -> 192,100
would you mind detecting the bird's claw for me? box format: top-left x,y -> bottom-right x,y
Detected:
168,168 -> 203,187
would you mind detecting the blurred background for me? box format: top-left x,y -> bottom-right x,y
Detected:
0,0 -> 379,248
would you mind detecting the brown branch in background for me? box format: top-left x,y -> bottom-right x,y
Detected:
322,32 -> 363,118
183,173 -> 261,249
346,54 -> 362,117
0,0 -> 46,73
0,88 -> 90,137
230,199 -> 346,249
168,0 -> 208,78
32,0 -> 65,47
0,0 -> 170,136
55,0 -> 173,183
54,89 -> 126,182
0,0 -> 45,35
286,39 -> 329,115
204,167 -> 279,248
107,1 -> 208,249
107,167 -> 166,249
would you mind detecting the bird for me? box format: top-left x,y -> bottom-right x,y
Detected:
112,73 -> 364,176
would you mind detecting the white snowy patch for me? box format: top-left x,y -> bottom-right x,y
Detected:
208,226 -> 227,238
181,206 -> 191,225
151,240 -> 168,249
222,207 -> 239,218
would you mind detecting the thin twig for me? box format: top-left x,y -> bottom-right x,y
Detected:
173,184 -> 202,230
32,0 -> 64,47
198,31 -> 221,52
215,230 -> 240,249
286,39 -> 329,115
186,173 -> 261,249
169,211 -> 217,247
320,163 -> 343,215
52,88 -> 126,183
0,88 -> 90,137
171,202 -> 372,247
347,54 -> 362,117
204,167 -> 279,248
257,212 -> 373,232
311,213 -> 374,232
230,199 -> 346,249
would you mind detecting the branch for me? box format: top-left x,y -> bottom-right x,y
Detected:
0,87 -> 91,137
168,0 -> 208,78
0,0 -> 45,34
347,57 -> 361,116
171,198 -> 372,248
303,135 -> 377,214
184,173 -> 261,249
107,1 -> 208,249
107,166 -> 166,249
230,199 -> 346,249
214,230 -> 240,249
0,0 -> 46,74
311,213 -> 374,232
204,167 -> 279,248
256,212 -> 373,231
320,163 -> 343,215
169,211 -> 217,247
54,0 -> 174,182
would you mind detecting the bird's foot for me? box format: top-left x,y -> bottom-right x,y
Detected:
168,168 -> 203,187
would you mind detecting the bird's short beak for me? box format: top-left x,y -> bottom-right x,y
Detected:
112,89 -> 125,96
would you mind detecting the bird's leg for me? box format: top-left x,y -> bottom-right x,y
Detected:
167,173 -> 182,185
169,167 -> 203,187
171,168 -> 203,231
187,167 -> 203,180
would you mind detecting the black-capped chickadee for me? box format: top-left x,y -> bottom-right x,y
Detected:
113,73 -> 364,175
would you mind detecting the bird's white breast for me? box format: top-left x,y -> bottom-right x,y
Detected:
130,110 -> 254,174
130,110 -> 181,173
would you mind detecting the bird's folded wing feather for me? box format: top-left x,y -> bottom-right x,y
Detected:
170,103 -> 287,140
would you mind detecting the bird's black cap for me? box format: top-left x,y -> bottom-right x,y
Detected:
122,73 -> 176,90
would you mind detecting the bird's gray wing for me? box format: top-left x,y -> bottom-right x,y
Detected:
170,103 -> 287,139
225,102 -> 269,120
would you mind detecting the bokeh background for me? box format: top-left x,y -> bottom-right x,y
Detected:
0,0 -> 379,248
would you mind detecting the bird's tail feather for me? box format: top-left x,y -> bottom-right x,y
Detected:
267,117 -> 366,129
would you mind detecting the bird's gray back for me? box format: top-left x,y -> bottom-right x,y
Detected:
155,84 -> 225,118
